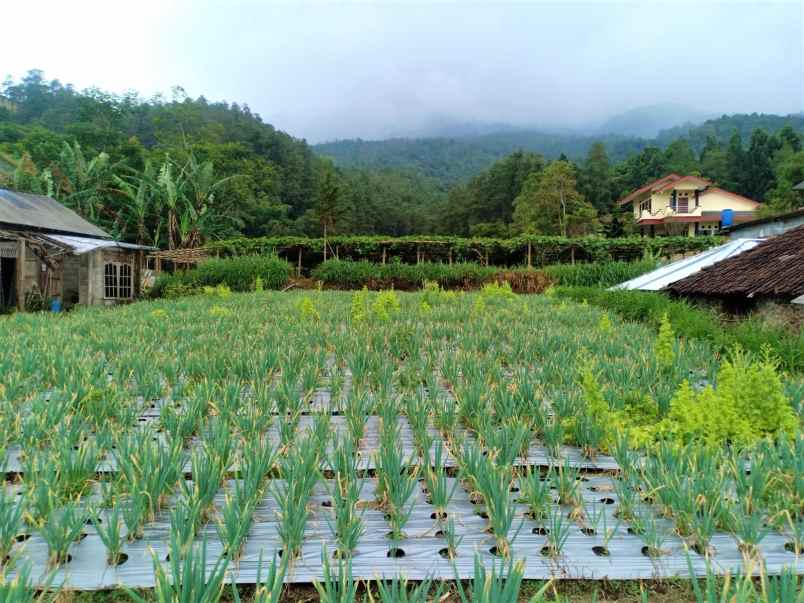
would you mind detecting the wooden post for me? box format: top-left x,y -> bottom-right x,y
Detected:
527,242 -> 532,268
297,247 -> 302,277
15,239 -> 24,310
416,246 -> 421,265
448,249 -> 453,265
485,250 -> 489,267
382,247 -> 386,264
571,247 -> 575,265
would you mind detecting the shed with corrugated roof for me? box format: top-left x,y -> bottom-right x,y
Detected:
0,188 -> 153,310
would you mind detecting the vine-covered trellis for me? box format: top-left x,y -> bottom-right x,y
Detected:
204,235 -> 722,274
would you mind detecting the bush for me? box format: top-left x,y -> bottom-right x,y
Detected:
311,260 -> 500,289
149,255 -> 291,298
657,348 -> 797,447
543,259 -> 658,288
554,287 -> 804,374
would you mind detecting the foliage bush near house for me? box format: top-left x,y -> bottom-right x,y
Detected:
149,256 -> 291,298
656,348 -> 797,447
542,259 -> 658,288
554,286 -> 804,373
312,260 -> 555,293
311,260 -> 502,289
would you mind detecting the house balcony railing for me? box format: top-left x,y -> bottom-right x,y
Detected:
638,205 -> 700,221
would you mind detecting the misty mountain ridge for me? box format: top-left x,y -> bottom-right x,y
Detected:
314,111 -> 804,186
332,104 -> 712,143
592,103 -> 714,138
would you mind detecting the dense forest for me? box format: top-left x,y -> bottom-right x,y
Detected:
1,70 -> 802,246
316,114 -> 804,187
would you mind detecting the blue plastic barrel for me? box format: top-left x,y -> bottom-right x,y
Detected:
50,297 -> 62,312
721,208 -> 734,227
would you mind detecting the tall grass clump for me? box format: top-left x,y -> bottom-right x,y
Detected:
312,259 -> 499,289
544,258 -> 658,288
150,255 -> 291,297
554,287 -> 804,373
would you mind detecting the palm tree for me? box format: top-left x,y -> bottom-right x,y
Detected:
156,159 -> 183,250
113,161 -> 158,245
178,154 -> 235,247
52,142 -> 116,223
0,152 -> 53,196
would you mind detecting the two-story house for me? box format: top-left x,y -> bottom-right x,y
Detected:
619,174 -> 760,236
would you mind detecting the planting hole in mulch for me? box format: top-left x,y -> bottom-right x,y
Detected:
438,548 -> 451,559
488,546 -> 504,557
581,527 -> 596,536
627,526 -> 644,536
642,546 -> 668,558
599,497 -> 615,505
112,553 -> 129,566
15,533 -> 31,543
321,499 -> 332,508
387,547 -> 405,558
509,485 -> 520,493
77,533 -> 88,542
533,527 -> 550,536
430,511 -> 447,520
592,546 -> 609,557
785,541 -> 803,554
478,511 -> 489,519
691,543 -> 714,557
540,545 -> 557,557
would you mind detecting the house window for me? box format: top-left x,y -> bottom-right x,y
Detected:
677,192 -> 690,213
639,198 -> 651,214
698,222 -> 719,235
104,262 -> 133,299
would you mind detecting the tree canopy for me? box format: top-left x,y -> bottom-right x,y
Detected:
1,70 -> 802,246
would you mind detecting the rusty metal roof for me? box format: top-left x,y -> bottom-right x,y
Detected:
613,238 -> 763,291
0,188 -> 110,238
667,224 -> 804,300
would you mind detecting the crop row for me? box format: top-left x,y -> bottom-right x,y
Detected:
0,286 -> 800,590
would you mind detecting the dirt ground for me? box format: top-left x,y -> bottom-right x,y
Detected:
55,578 -> 702,602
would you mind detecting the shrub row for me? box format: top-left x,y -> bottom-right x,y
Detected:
554,286 -> 804,374
205,234 -> 721,270
150,255 -> 291,298
311,260 -> 502,289
542,259 -> 658,288
312,258 -> 656,291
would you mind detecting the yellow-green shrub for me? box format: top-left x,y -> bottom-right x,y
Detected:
656,348 -> 796,447
655,313 -> 675,369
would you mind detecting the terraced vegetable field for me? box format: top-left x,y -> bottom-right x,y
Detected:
0,286 -> 801,598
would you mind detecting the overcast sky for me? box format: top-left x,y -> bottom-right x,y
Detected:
3,1 -> 803,142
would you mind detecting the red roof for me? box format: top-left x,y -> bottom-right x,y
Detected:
654,175 -> 712,192
618,174 -> 681,206
619,174 -> 759,207
699,187 -> 760,207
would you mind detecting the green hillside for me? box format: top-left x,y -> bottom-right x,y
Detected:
315,113 -> 804,187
